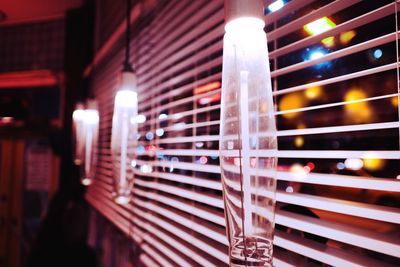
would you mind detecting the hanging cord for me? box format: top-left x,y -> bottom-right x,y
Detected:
123,0 -> 133,72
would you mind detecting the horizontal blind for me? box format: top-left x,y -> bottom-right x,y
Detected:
86,0 -> 400,266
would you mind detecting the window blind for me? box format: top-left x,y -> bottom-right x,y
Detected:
86,0 -> 400,266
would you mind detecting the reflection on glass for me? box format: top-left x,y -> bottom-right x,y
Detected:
219,1 -> 277,266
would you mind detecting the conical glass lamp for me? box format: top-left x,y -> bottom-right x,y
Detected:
110,0 -> 138,205
111,71 -> 138,205
219,0 -> 278,266
81,100 -> 99,186
72,102 -> 86,165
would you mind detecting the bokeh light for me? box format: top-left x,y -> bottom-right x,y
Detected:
268,0 -> 285,13
391,96 -> 398,107
145,132 -> 154,140
279,93 -> 306,119
363,153 -> 385,171
373,49 -> 382,59
304,17 -> 336,36
344,88 -> 373,123
305,86 -> 322,99
339,30 -> 356,45
344,158 -> 363,170
294,136 -> 304,147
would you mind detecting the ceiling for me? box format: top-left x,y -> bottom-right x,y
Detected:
0,0 -> 83,25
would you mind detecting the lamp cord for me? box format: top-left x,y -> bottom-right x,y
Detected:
124,0 -> 133,72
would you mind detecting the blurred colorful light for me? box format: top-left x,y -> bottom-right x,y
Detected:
337,162 -> 345,170
279,93 -> 306,119
145,132 -> 154,140
391,96 -> 398,107
267,0 -> 285,13
285,186 -> 294,193
199,156 -> 208,164
193,81 -> 221,95
344,88 -> 372,123
305,86 -> 322,99
199,92 -> 221,105
156,128 -> 165,137
373,49 -> 383,59
344,158 -> 363,170
136,114 -> 146,123
159,113 -> 168,120
363,153 -> 385,171
309,50 -> 326,60
294,136 -> 304,148
340,30 -> 356,45
140,164 -> 153,173
304,17 -> 336,36
289,164 -> 308,180
321,36 -> 335,47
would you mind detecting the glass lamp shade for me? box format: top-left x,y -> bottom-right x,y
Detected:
110,71 -> 138,205
72,103 -> 86,165
219,1 -> 278,266
81,102 -> 100,186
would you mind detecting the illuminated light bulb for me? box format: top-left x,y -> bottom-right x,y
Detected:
219,1 -> 277,265
304,17 -> 336,36
81,101 -> 99,186
267,0 -> 284,13
72,103 -> 86,165
111,71 -> 138,204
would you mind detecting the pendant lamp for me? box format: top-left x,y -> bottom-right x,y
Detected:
219,0 -> 278,266
110,0 -> 138,205
72,102 -> 86,165
81,100 -> 99,186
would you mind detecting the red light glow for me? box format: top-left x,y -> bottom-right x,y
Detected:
199,92 -> 221,105
0,70 -> 58,88
193,81 -> 221,95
